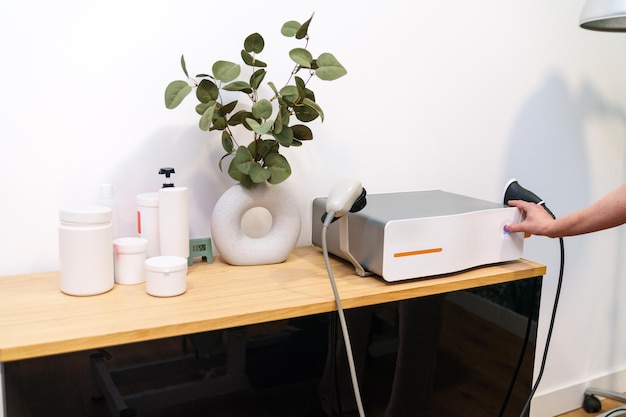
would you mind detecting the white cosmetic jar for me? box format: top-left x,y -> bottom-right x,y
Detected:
144,256 -> 188,297
113,237 -> 148,285
58,205 -> 114,296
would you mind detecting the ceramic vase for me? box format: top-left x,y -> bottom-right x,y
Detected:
210,182 -> 301,265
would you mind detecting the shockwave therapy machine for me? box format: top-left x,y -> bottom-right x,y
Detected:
312,186 -> 525,282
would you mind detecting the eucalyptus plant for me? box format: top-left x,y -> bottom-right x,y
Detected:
164,14 -> 347,189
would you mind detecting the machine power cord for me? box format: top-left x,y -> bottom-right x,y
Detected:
322,211 -> 366,417
498,234 -> 564,417
516,206 -> 565,417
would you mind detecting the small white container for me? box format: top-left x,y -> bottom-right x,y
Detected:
113,237 -> 148,285
136,192 -> 160,258
144,256 -> 188,297
59,205 -> 114,296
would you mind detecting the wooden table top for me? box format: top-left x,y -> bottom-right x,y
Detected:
0,246 -> 546,362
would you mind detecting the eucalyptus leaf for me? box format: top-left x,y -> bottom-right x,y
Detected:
241,50 -> 267,68
236,160 -> 255,175
223,81 -> 252,94
246,117 -> 273,135
196,79 -> 219,103
273,126 -> 294,147
195,101 -> 214,116
228,110 -> 252,126
211,115 -> 227,130
164,81 -> 192,109
227,159 -> 245,182
303,97 -> 324,121
267,81 -> 279,96
212,61 -> 241,83
274,111 -> 283,134
221,131 -> 234,153
279,85 -> 299,103
289,48 -> 313,68
315,53 -> 347,81
249,163 -> 271,183
244,33 -> 265,54
278,101 -> 291,124
256,139 -> 277,159
245,118 -> 260,131
281,20 -> 301,37
292,124 -> 313,140
294,76 -> 306,93
250,69 -> 266,89
199,103 -> 216,131
231,146 -> 254,175
265,153 -> 292,184
251,99 -> 273,119
180,55 -> 189,78
237,174 -> 255,189
294,102 -> 320,122
219,100 -> 238,116
295,13 -> 314,39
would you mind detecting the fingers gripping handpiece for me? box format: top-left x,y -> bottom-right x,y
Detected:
503,178 -> 555,219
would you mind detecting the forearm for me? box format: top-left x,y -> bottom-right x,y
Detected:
549,184 -> 626,237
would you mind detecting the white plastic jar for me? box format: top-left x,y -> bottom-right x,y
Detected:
113,237 -> 148,285
144,256 -> 187,297
58,205 -> 114,296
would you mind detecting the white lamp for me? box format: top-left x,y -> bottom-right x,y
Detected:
580,0 -> 626,31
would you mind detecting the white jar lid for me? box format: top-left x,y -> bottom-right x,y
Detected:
114,237 -> 148,254
60,205 -> 112,224
145,256 -> 187,273
136,192 -> 159,207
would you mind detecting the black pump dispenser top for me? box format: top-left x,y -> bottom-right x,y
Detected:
159,167 -> 176,188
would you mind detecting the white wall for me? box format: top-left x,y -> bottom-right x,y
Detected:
2,0 -> 626,415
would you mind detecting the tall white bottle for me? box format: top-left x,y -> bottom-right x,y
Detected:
158,167 -> 189,260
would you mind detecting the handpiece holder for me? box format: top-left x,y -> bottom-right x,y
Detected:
324,179 -> 370,277
338,215 -> 371,277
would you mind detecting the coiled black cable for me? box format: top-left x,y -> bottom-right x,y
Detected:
499,205 -> 565,417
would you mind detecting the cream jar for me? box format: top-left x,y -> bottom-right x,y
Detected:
58,205 -> 114,296
113,237 -> 148,285
144,256 -> 187,297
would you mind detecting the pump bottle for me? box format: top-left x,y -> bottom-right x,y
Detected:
157,167 -> 189,259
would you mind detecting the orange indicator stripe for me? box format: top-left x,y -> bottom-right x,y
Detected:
394,248 -> 443,258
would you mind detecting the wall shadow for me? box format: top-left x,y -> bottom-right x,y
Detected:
503,70 -> 626,380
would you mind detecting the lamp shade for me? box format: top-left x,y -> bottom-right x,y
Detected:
580,0 -> 626,31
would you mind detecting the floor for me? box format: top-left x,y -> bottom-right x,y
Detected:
559,398 -> 626,417
5,298 -> 540,417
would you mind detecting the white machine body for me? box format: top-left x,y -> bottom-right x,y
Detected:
311,190 -> 525,282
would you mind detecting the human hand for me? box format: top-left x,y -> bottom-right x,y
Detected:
504,200 -> 555,237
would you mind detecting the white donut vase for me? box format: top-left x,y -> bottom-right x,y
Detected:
210,183 -> 301,265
